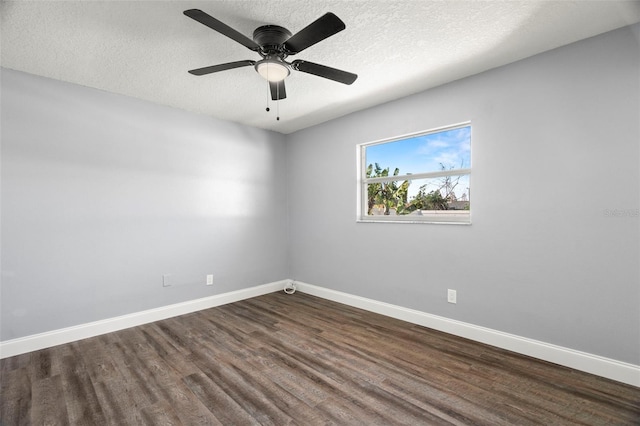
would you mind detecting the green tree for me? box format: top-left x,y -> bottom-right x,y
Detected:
407,186 -> 448,211
439,166 -> 461,203
404,162 -> 465,212
366,163 -> 384,215
366,163 -> 410,215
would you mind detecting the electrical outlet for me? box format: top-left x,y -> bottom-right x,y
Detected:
206,275 -> 214,286
447,289 -> 457,304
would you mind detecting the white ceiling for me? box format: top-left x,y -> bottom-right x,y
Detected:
2,1 -> 639,134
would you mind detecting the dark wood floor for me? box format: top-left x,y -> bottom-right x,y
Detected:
1,292 -> 639,425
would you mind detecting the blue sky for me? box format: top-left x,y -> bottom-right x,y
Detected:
365,126 -> 471,199
365,126 -> 471,175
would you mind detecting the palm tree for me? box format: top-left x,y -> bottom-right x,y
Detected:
367,164 -> 410,215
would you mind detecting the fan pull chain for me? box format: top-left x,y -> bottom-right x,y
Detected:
264,78 -> 281,121
265,82 -> 271,112
265,67 -> 271,112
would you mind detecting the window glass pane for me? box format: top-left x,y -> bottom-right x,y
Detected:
360,123 -> 471,224
366,176 -> 470,216
365,126 -> 471,176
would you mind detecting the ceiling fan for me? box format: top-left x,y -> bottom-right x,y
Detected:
183,9 -> 358,102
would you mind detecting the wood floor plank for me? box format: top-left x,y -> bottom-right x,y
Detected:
182,372 -> 254,425
30,375 -> 69,425
139,400 -> 184,426
1,291 -> 639,425
59,350 -> 107,425
92,378 -> 141,426
187,349 -> 297,425
28,350 -> 52,381
0,367 -> 31,426
102,340 -> 158,412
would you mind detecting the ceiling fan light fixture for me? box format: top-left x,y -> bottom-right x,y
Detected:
256,60 -> 290,82
184,10 -> 358,103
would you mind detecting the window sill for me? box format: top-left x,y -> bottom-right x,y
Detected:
358,209 -> 471,225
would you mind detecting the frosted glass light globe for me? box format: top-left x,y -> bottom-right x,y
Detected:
256,60 -> 290,82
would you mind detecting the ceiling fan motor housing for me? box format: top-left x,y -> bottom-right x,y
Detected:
253,25 -> 292,54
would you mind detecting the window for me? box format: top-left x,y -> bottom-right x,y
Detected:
357,123 -> 471,224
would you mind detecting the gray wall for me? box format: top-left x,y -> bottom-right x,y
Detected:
1,69 -> 288,340
2,24 -> 638,366
287,25 -> 640,364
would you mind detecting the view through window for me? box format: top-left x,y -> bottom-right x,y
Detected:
358,123 -> 471,223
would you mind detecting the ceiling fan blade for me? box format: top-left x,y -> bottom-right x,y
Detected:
283,13 -> 345,54
184,9 -> 260,51
188,60 -> 256,76
269,81 -> 287,100
291,60 -> 357,85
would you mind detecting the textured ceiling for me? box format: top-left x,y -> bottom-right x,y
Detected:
2,1 -> 639,134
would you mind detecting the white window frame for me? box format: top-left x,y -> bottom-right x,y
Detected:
357,122 -> 471,224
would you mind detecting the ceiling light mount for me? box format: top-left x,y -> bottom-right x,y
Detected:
253,25 -> 292,56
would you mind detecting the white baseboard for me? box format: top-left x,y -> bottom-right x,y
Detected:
293,280 -> 640,388
2,278 -> 638,388
0,280 -> 287,359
